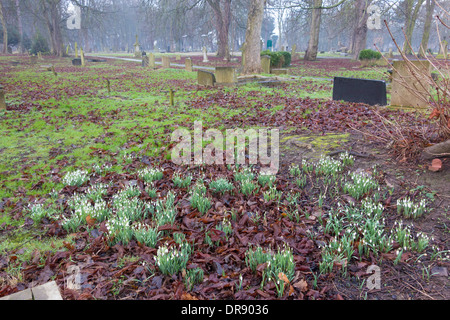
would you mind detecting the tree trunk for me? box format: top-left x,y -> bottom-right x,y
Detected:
304,0 -> 322,61
420,0 -> 435,55
351,0 -> 371,60
0,0 -> 7,54
422,139 -> 450,159
207,0 -> 232,59
403,0 -> 425,54
42,0 -> 63,56
242,0 -> 266,75
15,0 -> 24,53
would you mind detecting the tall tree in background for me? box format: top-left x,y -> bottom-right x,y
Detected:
0,0 -> 7,53
350,0 -> 371,60
40,0 -> 64,56
403,0 -> 426,54
207,0 -> 232,59
304,0 -> 322,61
242,0 -> 266,74
420,0 -> 436,54
15,0 -> 24,53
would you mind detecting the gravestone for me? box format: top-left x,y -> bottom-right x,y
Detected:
198,70 -> 216,86
0,85 -> 6,110
185,58 -> 193,72
291,44 -> 297,58
202,46 -> 209,63
332,77 -> 387,106
134,35 -> 141,58
72,58 -> 82,66
80,48 -> 86,66
390,60 -> 431,108
261,55 -> 271,74
142,55 -> 149,67
30,55 -> 38,65
215,67 -> 237,84
271,69 -> 288,75
149,53 -> 156,69
387,48 -> 394,59
162,56 -> 171,68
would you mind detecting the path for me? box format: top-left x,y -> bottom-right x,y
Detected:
87,55 -> 334,82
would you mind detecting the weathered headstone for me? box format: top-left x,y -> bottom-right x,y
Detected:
134,34 -> 141,58
387,48 -> 394,59
72,58 -> 82,66
215,67 -> 237,84
261,55 -> 271,74
185,58 -> 193,72
142,55 -> 149,67
149,53 -> 156,69
80,47 -> 86,66
202,46 -> 209,63
198,70 -> 216,86
332,77 -> 387,106
0,85 -> 6,110
271,69 -> 288,75
291,44 -> 297,58
390,60 -> 431,108
30,55 -> 38,65
162,56 -> 171,68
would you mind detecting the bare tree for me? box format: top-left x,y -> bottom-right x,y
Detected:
242,0 -> 266,74
420,0 -> 436,55
350,0 -> 372,60
0,0 -> 7,54
304,0 -> 322,61
207,0 -> 232,59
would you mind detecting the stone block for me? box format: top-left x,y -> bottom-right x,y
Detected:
198,70 -> 216,86
0,289 -> 33,300
390,60 -> 431,108
215,67 -> 237,84
185,58 -> 193,72
32,281 -> 63,300
271,69 -> 288,75
261,56 -> 271,74
161,56 -> 171,68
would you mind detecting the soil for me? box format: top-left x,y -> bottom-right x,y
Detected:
281,131 -> 450,300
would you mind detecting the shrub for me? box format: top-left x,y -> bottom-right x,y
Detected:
30,32 -> 50,55
358,49 -> 382,61
261,50 -> 291,68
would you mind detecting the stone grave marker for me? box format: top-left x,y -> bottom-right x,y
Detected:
72,58 -> 82,66
332,77 -> 387,106
142,55 -> 149,68
0,85 -> 6,110
149,53 -> 156,69
30,55 -> 38,65
202,46 -> 209,63
390,60 -> 431,108
271,69 -> 288,75
198,70 -> 216,86
291,44 -> 297,58
215,67 -> 237,84
80,47 -> 86,66
162,56 -> 171,68
185,58 -> 193,72
261,55 -> 271,74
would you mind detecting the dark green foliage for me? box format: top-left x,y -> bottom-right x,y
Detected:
358,49 -> 382,61
30,32 -> 50,55
261,50 -> 292,68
